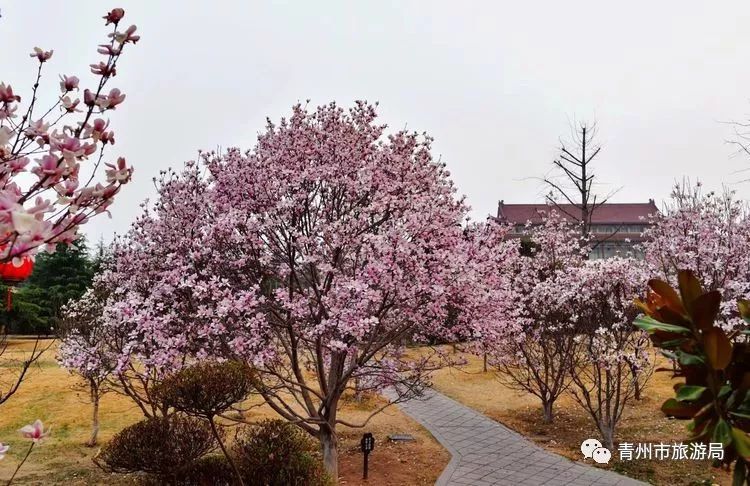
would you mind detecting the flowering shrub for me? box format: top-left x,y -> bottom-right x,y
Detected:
635,270 -> 750,485
95,415 -> 217,480
0,8 -> 138,262
232,420 -> 330,486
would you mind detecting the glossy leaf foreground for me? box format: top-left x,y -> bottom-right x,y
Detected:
634,270 -> 750,485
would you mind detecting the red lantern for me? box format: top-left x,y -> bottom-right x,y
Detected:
0,256 -> 34,312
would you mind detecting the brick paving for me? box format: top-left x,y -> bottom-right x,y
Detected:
388,389 -> 646,486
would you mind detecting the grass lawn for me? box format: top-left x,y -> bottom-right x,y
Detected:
0,339 -> 448,485
430,348 -> 731,486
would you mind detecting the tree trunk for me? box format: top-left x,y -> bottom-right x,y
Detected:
321,431 -> 339,483
483,352 -> 488,373
599,423 -> 615,451
633,372 -> 642,400
86,385 -> 100,447
542,400 -> 554,424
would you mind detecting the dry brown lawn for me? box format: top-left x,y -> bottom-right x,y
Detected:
430,348 -> 731,486
0,339 -> 447,485
1,338 -> 729,486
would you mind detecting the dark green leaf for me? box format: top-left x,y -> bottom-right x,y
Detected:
733,429 -> 750,462
713,418 -> 732,446
676,385 -> 707,402
661,398 -> 701,419
634,315 -> 691,335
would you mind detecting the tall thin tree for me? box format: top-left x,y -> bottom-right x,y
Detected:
543,121 -> 618,240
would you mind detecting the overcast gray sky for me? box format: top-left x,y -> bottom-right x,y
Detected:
2,1 -> 750,242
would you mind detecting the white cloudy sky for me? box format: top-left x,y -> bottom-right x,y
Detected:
2,1 -> 750,241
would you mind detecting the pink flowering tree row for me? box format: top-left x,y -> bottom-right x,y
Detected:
470,210 -> 653,448
0,8 -> 137,262
63,102 -> 481,480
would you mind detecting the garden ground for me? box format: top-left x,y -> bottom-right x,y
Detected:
0,340 -> 735,485
0,339 -> 447,485
429,348 -> 732,486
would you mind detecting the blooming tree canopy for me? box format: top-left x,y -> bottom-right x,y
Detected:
562,257 -> 653,449
100,102 -> 472,478
0,8 -> 137,262
475,211 -> 587,422
643,182 -> 750,330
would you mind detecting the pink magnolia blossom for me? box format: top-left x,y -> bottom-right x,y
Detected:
59,75 -> 80,92
89,61 -> 114,77
0,83 -> 21,103
111,25 -> 140,44
19,420 -> 49,442
61,96 -> 81,113
29,47 -> 53,63
103,8 -> 125,26
0,7 -> 139,262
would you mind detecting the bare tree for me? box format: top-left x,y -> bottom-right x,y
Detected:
543,121 -> 619,240
495,327 -> 578,423
0,333 -> 50,407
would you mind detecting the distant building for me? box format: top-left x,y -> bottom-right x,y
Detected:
494,200 -> 659,259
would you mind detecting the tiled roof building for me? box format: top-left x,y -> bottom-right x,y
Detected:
495,200 -> 659,259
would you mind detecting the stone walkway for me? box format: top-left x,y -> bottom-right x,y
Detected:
388,389 -> 646,486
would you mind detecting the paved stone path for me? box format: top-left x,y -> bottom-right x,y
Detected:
388,389 -> 646,486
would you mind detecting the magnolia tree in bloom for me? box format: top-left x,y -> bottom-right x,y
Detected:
642,182 -> 750,331
478,211 -> 587,423
97,102 -> 472,479
0,8 -> 137,262
58,276 -> 118,446
563,257 -> 653,450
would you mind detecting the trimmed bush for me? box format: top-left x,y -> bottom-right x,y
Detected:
171,455 -> 235,486
95,415 -> 216,479
153,361 -> 254,418
233,419 -> 330,486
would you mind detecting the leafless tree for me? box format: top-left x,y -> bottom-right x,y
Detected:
494,327 -> 578,423
0,332 -> 50,408
543,121 -> 620,241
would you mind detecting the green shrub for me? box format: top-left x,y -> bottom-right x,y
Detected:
95,415 -> 216,479
233,419 -> 330,486
171,455 -> 235,486
153,360 -> 254,418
